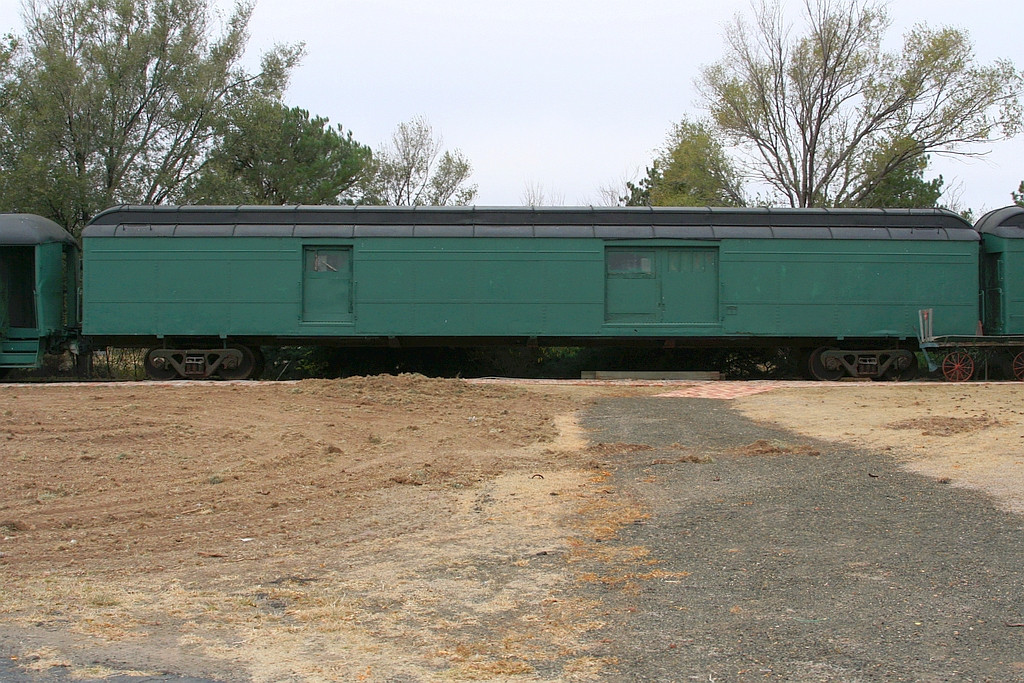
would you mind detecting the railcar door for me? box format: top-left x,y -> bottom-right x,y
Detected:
983,252 -> 1004,334
660,247 -> 718,324
605,247 -> 719,325
605,248 -> 659,322
0,257 -> 8,335
302,246 -> 354,323
0,247 -> 35,328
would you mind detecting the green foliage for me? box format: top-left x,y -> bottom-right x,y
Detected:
186,99 -> 371,205
624,117 -> 745,207
698,0 -> 1023,207
0,0 -> 302,236
1014,181 -> 1024,207
851,138 -> 944,208
621,166 -> 656,207
361,116 -> 477,206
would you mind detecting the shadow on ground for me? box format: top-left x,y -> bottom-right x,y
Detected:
579,397 -> 1024,682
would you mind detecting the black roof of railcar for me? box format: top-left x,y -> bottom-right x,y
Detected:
0,213 -> 78,247
84,205 -> 978,241
975,206 -> 1024,238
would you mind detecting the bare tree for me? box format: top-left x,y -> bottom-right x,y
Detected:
520,180 -> 565,207
362,116 -> 477,206
698,0 -> 1023,207
594,182 -> 627,207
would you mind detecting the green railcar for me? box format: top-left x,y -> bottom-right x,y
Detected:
919,205 -> 1024,381
976,206 -> 1024,335
81,205 -> 979,380
0,214 -> 79,375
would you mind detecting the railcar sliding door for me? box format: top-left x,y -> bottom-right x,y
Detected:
302,246 -> 354,323
605,247 -> 719,326
660,248 -> 718,324
605,248 -> 659,322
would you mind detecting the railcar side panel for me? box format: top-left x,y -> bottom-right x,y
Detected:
84,237 -> 300,336
352,237 -> 604,336
83,232 -> 980,343
84,236 -> 610,338
718,239 -> 979,338
35,241 -> 70,336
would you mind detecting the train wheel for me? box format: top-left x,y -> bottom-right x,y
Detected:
1012,351 -> 1024,381
144,348 -> 179,380
881,350 -> 919,381
808,347 -> 845,381
219,345 -> 257,380
941,350 -> 974,382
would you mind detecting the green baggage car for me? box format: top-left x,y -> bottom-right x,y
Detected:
82,205 -> 980,381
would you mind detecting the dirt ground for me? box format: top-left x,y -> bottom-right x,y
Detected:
2,377 -> 1024,681
0,376 -> 644,681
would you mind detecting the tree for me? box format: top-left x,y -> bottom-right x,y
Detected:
361,116 -> 477,206
624,117 -> 745,207
853,138 -> 944,208
698,0 -> 1023,208
0,34 -> 20,184
520,181 -> 564,207
186,99 -> 372,205
621,166 -> 659,207
1014,182 -> 1024,208
0,0 -> 302,235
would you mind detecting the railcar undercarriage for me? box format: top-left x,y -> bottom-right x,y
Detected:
804,347 -> 918,381
143,345 -> 264,380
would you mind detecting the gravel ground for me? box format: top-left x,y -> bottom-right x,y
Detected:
580,397 -> 1024,682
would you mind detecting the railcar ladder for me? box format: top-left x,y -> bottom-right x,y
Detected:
918,309 -> 934,343
917,309 -> 939,372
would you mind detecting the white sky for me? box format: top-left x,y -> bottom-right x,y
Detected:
1,0 -> 1022,213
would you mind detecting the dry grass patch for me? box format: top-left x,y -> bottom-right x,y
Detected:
731,439 -> 821,457
887,415 -> 1000,436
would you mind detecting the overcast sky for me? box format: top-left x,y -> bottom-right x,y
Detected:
2,0 -> 1022,213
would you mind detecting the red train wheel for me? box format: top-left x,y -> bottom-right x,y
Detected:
1012,351 -> 1024,382
941,351 -> 974,382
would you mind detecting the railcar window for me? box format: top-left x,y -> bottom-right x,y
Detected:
305,249 -> 348,273
607,250 -> 654,276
